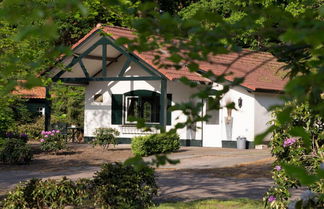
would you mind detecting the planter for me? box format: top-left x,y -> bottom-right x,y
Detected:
222,140 -> 255,149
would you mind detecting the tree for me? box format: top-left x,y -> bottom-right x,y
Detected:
106,0 -> 324,207
0,0 -> 137,128
51,83 -> 85,126
0,0 -> 323,207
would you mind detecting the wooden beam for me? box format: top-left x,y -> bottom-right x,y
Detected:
74,53 -> 118,62
44,86 -> 51,131
102,37 -> 164,78
102,44 -> 107,77
53,38 -> 108,81
79,60 -> 90,78
118,58 -> 131,77
159,79 -> 167,132
60,76 -> 162,83
92,54 -> 123,78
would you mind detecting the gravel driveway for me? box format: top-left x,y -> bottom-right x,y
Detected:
0,144 -> 274,201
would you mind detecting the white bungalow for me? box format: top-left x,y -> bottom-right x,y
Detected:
45,25 -> 287,148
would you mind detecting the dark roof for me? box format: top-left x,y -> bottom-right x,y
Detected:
71,25 -> 288,91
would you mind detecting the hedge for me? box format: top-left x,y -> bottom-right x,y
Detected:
131,132 -> 180,156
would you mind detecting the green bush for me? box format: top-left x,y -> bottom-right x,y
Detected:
131,132 -> 180,156
15,117 -> 44,141
2,162 -> 157,209
92,127 -> 120,149
0,138 -> 32,164
0,109 -> 13,135
2,178 -> 90,209
92,162 -> 157,209
264,102 -> 323,208
40,130 -> 66,153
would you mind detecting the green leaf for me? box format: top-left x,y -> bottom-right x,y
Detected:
254,125 -> 275,145
277,107 -> 293,125
282,163 -> 318,185
124,155 -> 147,171
288,126 -> 311,148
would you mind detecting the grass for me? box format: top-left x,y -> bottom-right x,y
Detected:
152,198 -> 263,209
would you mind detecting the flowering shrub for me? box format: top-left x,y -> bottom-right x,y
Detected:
283,137 -> 297,147
3,132 -> 29,143
264,103 -> 323,208
15,117 -> 44,141
40,129 -> 66,153
0,138 -> 32,164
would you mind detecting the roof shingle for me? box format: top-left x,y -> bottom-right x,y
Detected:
12,86 -> 46,99
71,25 -> 289,91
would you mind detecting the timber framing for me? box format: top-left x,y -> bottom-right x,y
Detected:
73,53 -> 118,62
52,36 -> 166,82
50,30 -> 169,131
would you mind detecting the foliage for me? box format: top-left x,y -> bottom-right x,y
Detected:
51,83 -> 85,127
92,162 -> 157,209
54,0 -> 138,46
105,1 -> 323,207
132,132 -> 180,156
0,97 -> 14,135
287,190 -> 322,209
2,131 -> 29,143
0,95 -> 34,135
263,102 -> 323,208
152,198 -> 263,209
92,127 -> 120,149
0,0 -> 323,207
0,138 -> 32,164
40,129 -> 66,153
2,177 -> 90,209
2,162 -> 158,209
14,116 -> 44,141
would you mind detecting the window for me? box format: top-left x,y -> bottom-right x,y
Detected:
125,95 -> 159,123
111,90 -> 172,125
36,107 -> 45,115
94,94 -> 103,102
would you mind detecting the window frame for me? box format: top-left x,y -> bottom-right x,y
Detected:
124,95 -> 160,125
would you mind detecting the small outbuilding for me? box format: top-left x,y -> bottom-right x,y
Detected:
44,25 -> 287,148
12,84 -> 46,116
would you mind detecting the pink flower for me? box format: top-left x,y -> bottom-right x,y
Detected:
56,130 -> 60,133
283,137 -> 297,147
275,165 -> 281,171
52,130 -> 56,133
51,133 -> 54,136
44,135 -> 48,138
40,139 -> 45,142
41,131 -> 46,135
268,195 -> 276,202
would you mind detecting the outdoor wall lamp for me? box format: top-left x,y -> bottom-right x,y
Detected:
238,97 -> 243,108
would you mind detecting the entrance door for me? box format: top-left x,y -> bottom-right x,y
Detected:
202,100 -> 222,147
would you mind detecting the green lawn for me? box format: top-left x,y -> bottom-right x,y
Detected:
152,198 -> 263,209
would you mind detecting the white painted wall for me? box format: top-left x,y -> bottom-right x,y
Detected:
254,93 -> 283,141
201,85 -> 256,147
222,86 -> 256,142
84,55 -> 202,141
84,54 -> 283,147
